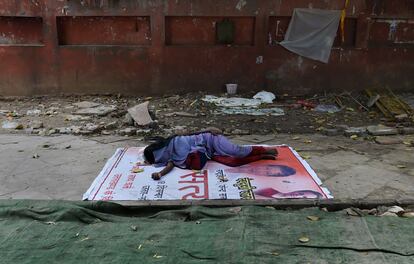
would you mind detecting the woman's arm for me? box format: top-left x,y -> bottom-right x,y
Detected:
152,161 -> 174,180
175,127 -> 222,136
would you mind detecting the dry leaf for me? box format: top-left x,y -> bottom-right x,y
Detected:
396,165 -> 406,169
132,168 -> 144,173
298,236 -> 310,243
350,135 -> 358,140
304,140 -> 312,144
307,216 -> 319,221
153,254 -> 163,259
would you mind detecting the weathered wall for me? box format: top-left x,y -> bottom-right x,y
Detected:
0,0 -> 413,96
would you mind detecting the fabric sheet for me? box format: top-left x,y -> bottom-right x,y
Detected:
1,201 -> 414,264
280,8 -> 341,63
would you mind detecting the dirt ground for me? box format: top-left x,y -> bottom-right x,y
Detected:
2,91 -> 407,139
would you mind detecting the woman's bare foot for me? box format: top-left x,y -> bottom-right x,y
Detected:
265,148 -> 278,156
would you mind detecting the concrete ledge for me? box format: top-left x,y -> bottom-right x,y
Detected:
114,199 -> 414,210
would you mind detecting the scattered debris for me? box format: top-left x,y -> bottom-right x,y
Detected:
30,120 -> 43,129
228,207 -> 242,214
367,125 -> 398,136
75,105 -> 116,116
164,112 -> 198,118
298,236 -> 310,243
314,104 -> 340,113
219,107 -> 285,116
344,127 -> 366,137
366,88 -> 414,121
203,95 -> 262,107
72,101 -> 101,108
387,206 -> 404,214
306,215 -> 320,221
26,109 -> 41,116
252,91 -> 276,103
127,101 -> 154,126
64,115 -> 91,121
2,121 -> 23,130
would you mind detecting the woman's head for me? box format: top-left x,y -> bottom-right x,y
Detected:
143,136 -> 173,164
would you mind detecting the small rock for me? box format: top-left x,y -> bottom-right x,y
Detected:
84,123 -> 101,133
30,120 -> 43,129
374,136 -> 403,145
119,127 -> 137,136
322,128 -> 341,136
367,125 -> 398,136
173,125 -> 188,135
104,121 -> 118,130
232,129 -> 250,135
64,115 -> 91,121
26,109 -> 41,116
72,101 -> 101,109
57,127 -> 72,134
123,113 -> 135,126
45,107 -> 59,115
399,127 -> 414,135
70,126 -> 81,134
74,105 -> 116,116
32,153 -> 40,159
46,129 -> 58,136
65,145 -> 71,149
101,130 -> 112,135
344,127 -> 366,137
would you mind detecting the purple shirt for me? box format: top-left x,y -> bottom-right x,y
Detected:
153,133 -> 252,168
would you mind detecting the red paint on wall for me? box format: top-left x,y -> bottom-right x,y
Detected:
0,0 -> 413,96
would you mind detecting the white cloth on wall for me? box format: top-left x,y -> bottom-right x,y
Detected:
280,8 -> 342,63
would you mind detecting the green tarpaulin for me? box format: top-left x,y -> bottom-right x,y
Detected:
0,200 -> 413,263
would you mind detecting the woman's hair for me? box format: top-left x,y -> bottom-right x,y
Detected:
143,136 -> 173,164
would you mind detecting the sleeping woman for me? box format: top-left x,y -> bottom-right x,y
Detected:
143,127 -> 278,180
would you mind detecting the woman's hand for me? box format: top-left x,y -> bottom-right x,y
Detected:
152,172 -> 162,180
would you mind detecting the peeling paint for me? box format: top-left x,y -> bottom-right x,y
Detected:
235,0 -> 247,11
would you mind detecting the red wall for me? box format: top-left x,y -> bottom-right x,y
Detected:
0,0 -> 413,96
